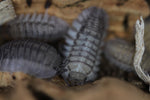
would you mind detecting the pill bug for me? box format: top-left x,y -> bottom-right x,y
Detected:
7,13 -> 69,42
104,39 -> 150,73
0,40 -> 62,78
62,7 -> 108,85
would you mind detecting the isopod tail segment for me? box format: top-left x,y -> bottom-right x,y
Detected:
61,7 -> 108,86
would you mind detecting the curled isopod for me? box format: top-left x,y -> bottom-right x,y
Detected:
0,40 -> 62,78
62,7 -> 108,85
7,13 -> 69,41
104,39 -> 150,73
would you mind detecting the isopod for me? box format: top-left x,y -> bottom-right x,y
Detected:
104,39 -> 150,73
62,7 -> 108,85
45,0 -> 52,9
0,40 -> 62,78
7,13 -> 69,42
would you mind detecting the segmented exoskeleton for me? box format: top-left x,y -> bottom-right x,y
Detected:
0,40 -> 62,78
104,39 -> 150,73
8,13 -> 69,42
62,7 -> 108,85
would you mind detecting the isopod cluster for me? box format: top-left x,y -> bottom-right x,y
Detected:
0,6 -> 109,86
0,0 -> 150,94
62,7 -> 108,85
7,13 -> 69,41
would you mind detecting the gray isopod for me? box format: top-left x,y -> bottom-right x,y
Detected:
0,40 -> 62,78
104,39 -> 150,73
7,13 -> 69,41
62,7 -> 108,85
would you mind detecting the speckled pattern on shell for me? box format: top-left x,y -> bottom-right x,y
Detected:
7,13 -> 69,41
62,7 -> 108,85
104,39 -> 150,73
0,40 -> 62,78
